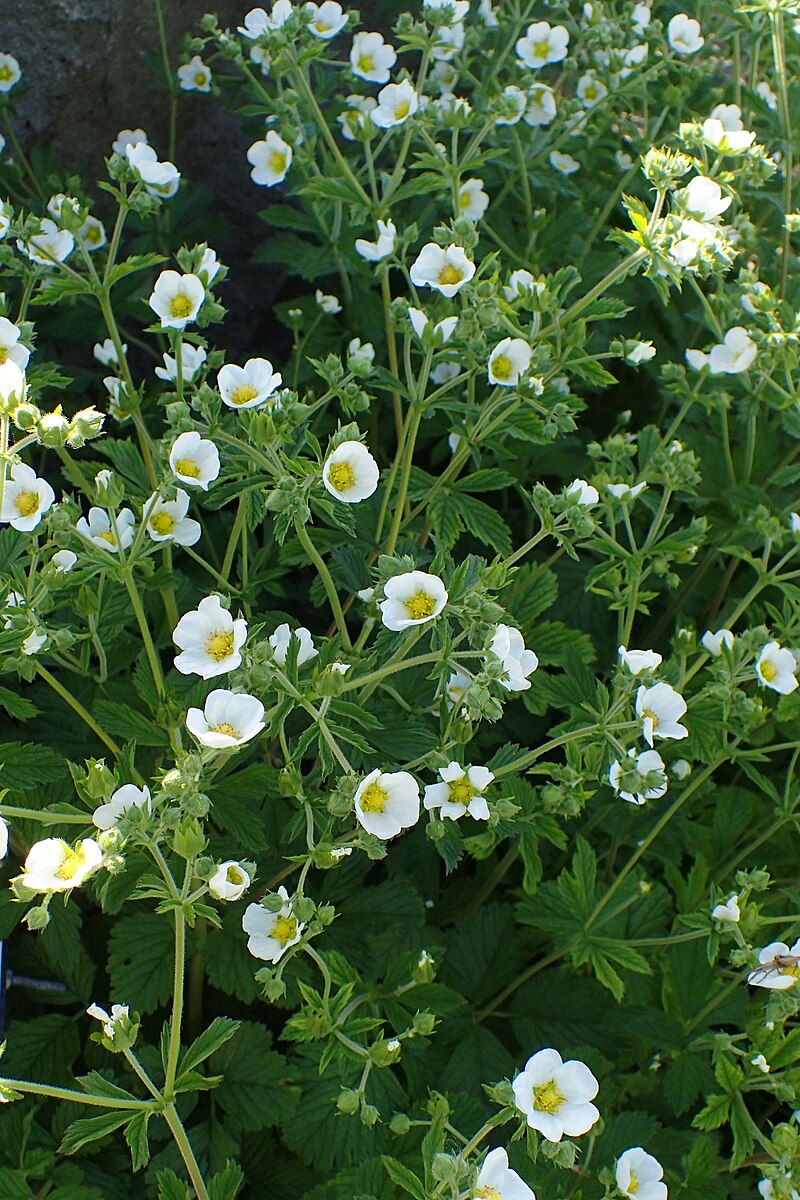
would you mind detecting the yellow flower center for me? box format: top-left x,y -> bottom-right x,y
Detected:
175,457 -> 201,479
270,913 -> 298,946
492,355 -> 512,381
55,845 -> 84,881
314,20 -> 328,31
532,39 -> 551,60
459,191 -> 471,209
394,100 -> 411,120
86,224 -> 103,244
205,630 -> 234,661
760,659 -> 778,682
226,865 -> 245,884
268,151 -> 287,175
328,461 -> 356,492
627,1173 -> 640,1195
0,347 -> 7,363
532,1079 -> 565,1114
169,293 -> 194,319
15,491 -> 40,517
438,265 -> 463,286
150,512 -> 175,536
0,67 -> 12,83
584,85 -> 598,101
478,1189 -> 502,1200
448,778 -> 475,806
405,591 -> 436,620
229,383 -> 260,406
357,53 -> 374,73
359,782 -> 389,813
211,722 -> 239,738
98,529 -> 118,545
194,72 -> 207,86
641,707 -> 659,732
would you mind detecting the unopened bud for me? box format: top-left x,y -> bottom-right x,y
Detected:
37,408 -> 70,447
68,406 -> 105,446
12,402 -> 40,431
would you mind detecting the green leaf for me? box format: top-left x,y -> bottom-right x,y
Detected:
0,742 -> 68,789
0,685 -> 39,720
75,1071 -> 138,1102
108,911 -> 174,1014
124,1111 -> 151,1170
381,1157 -> 428,1200
93,701 -> 169,747
106,253 -> 166,287
3,1015 -> 80,1085
157,1170 -> 192,1200
208,1162 -> 245,1200
179,1017 -> 240,1077
59,1111 -> 133,1156
211,1022 -> 298,1132
692,1093 -> 731,1131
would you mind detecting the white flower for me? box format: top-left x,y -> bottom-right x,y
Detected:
407,309 -> 458,344
0,816 -> 8,860
0,318 -> 30,370
52,549 -> 77,573
671,758 -> 691,780
87,1003 -> 130,1040
218,357 -> 282,408
445,669 -> 472,708
269,622 -> 318,665
458,179 -> 489,221
306,1 -> 347,38
243,886 -> 304,961
756,80 -> 778,110
94,338 -> 124,368
93,784 -> 151,831
752,1053 -> 770,1073
576,72 -> 608,108
0,199 -> 12,239
424,763 -> 494,821
516,22 -> 569,69
424,0 -> 470,21
495,85 -> 527,125
550,151 -> 580,175
350,31 -> 396,83
636,682 -> 688,745
126,142 -> 181,197
143,489 -> 201,546
76,507 -> 136,552
347,338 -> 375,368
756,641 -> 798,694
372,79 -> 419,129
316,289 -> 341,313
489,624 -> 538,691
178,55 -> 212,92
19,838 -> 103,893
247,130 -> 293,186
354,768 -> 420,839
680,176 -> 731,221
20,218 -> 74,266
667,13 -> 704,53
632,3 -> 651,27
710,103 -> 743,131
78,214 -> 108,253
615,1148 -> 667,1200
759,1179 -> 800,1200
512,1048 -> 599,1142
608,482 -> 647,500
478,0 -> 499,25
338,93 -> 378,139
322,440 -> 380,503
749,940 -> 800,989
169,431 -> 220,491
113,128 -> 147,156
707,327 -> 756,375
173,595 -> 248,679
475,1148 -> 536,1200
186,689 -> 265,748
380,570 -> 448,632
431,20 -> 464,60
625,340 -> 656,365
355,219 -> 396,262
410,243 -> 475,296
701,628 -> 734,656
503,270 -> 544,302
238,7 -> 270,37
567,479 -> 599,506
685,348 -> 709,371
0,53 -> 22,91
155,343 -> 207,382
701,118 -> 756,153
608,749 -> 667,805
208,860 -> 251,900
148,271 -> 205,330
618,646 -> 662,674
0,361 -> 25,406
488,338 -> 532,387
0,463 -> 55,531
712,894 -> 740,923
524,84 -> 557,127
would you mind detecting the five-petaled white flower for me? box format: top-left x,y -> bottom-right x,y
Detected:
708,327 -> 756,375
668,13 -> 704,53
749,940 -> 800,989
0,53 -> 22,92
0,317 -> 30,370
306,1 -> 347,38
143,489 -> 201,546
169,431 -> 220,491
355,219 -> 396,262
424,762 -> 494,821
350,31 -> 396,83
380,570 -> 448,632
247,130 -> 293,186
126,142 -> 181,197
243,887 -> 304,961
756,641 -> 798,694
408,309 -> 458,345
186,689 -> 265,748
323,440 -> 380,503
218,357 -> 282,408
619,646 -> 662,675
372,79 -> 419,128
458,178 -> 490,221
83,220 -> 113,258
712,894 -> 741,923
488,624 -> 539,691
512,1048 -> 599,1143
178,55 -> 212,92
209,860 -> 251,901
19,837 -> 103,893
410,243 -> 475,297
20,218 -> 74,266
680,176 -> 731,221
87,1002 -> 130,1040
567,479 -> 599,506
238,3 -> 292,37
269,622 -> 318,665
701,118 -> 756,154
475,1148 -> 536,1200
0,463 -> 55,531
525,84 -> 557,127
608,749 -> 667,806
148,271 -> 205,330
173,595 -> 248,678
550,151 -> 580,175
636,682 -> 688,745
113,128 -> 147,156
576,72 -> 608,108
488,338 -> 532,386
354,768 -> 420,839
52,550 -> 77,573
701,628 -> 734,656
516,22 -> 569,69
616,1148 -> 667,1200
76,507 -> 136,552
93,784 -> 151,831
155,343 -> 207,383
608,482 -> 647,501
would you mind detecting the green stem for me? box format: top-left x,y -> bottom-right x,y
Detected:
221,494 -> 247,583
0,805 -> 88,825
0,1078 -> 152,1109
35,665 -> 138,770
163,1103 -> 211,1200
164,906 -> 187,1099
385,405 -> 424,556
295,521 -> 352,649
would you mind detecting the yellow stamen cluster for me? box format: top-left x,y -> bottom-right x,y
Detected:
405,592 -> 436,621
205,631 -> 235,661
211,722 -> 239,738
491,355 -> 512,381
448,778 -> 476,806
55,846 -> 84,881
270,913 -> 298,946
169,293 -> 194,319
532,1078 -> 565,1115
760,659 -> 778,682
438,265 -> 463,286
328,462 -> 356,492
175,458 -> 201,479
359,783 -> 388,814
15,492 -> 40,517
150,512 -> 175,536
229,384 -> 260,407
268,152 -> 287,175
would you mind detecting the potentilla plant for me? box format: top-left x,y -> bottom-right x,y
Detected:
1,0 -> 800,1197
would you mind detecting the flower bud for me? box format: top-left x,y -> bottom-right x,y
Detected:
37,409 -> 70,447
68,406 -> 105,446
11,402 -> 40,431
